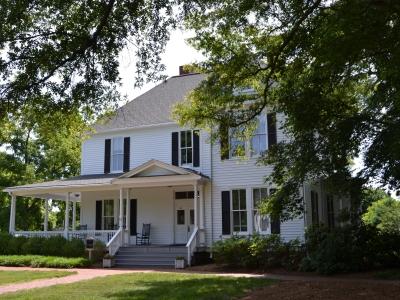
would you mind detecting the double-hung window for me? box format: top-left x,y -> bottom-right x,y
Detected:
180,131 -> 193,165
232,189 -> 247,232
229,128 -> 246,158
252,188 -> 269,233
103,200 -> 114,230
251,114 -> 267,157
111,137 -> 124,172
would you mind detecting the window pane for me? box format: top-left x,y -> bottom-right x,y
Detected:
180,131 -> 186,147
112,137 -> 123,153
181,149 -> 187,164
261,188 -> 268,199
256,114 -> 266,134
232,190 -> 239,210
233,212 -> 240,228
260,215 -> 269,231
187,148 -> 193,164
259,135 -> 266,153
240,211 -> 247,227
239,189 -> 246,210
253,189 -> 260,207
177,210 -> 185,225
104,200 -> 114,216
186,131 -> 192,147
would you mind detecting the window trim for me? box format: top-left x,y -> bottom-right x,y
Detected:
110,137 -> 124,173
231,189 -> 248,233
179,130 -> 193,167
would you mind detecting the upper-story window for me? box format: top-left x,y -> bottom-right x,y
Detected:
250,114 -> 267,157
228,114 -> 267,158
111,137 -> 124,172
180,130 -> 193,165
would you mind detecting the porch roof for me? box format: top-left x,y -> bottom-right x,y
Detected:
3,160 -> 209,199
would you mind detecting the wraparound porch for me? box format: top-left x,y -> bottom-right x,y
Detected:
4,160 -> 209,265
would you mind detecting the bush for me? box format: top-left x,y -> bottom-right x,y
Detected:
88,240 -> 107,262
0,235 -> 88,258
212,235 -> 305,270
301,224 -> 400,275
0,233 -> 12,255
63,238 -> 85,258
42,236 -> 67,256
22,237 -> 46,255
0,255 -> 91,268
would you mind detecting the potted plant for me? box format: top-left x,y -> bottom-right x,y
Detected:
103,253 -> 115,268
175,256 -> 185,269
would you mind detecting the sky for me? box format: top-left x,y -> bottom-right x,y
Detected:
118,29 -> 204,102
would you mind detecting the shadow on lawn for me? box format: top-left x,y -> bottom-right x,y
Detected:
105,276 -> 269,300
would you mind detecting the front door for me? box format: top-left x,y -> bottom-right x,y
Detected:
174,198 -> 194,244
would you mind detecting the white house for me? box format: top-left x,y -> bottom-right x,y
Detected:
4,69 -> 349,266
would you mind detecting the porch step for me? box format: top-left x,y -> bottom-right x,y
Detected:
114,245 -> 186,267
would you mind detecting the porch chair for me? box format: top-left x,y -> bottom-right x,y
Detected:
136,223 -> 151,245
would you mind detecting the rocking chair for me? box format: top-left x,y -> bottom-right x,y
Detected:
136,223 -> 151,245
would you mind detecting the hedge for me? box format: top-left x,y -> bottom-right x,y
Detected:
0,233 -> 85,258
0,255 -> 90,268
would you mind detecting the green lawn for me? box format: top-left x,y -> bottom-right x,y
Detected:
1,272 -> 272,300
0,270 -> 74,286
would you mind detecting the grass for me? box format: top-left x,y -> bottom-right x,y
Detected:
0,255 -> 90,268
374,269 -> 400,280
0,272 -> 273,300
0,270 -> 74,286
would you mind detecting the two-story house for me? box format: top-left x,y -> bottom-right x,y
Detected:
4,69 -> 349,266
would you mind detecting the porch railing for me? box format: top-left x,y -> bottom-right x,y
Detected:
106,228 -> 123,256
186,226 -> 199,266
14,231 -> 65,238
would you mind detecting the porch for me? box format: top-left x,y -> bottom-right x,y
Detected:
4,160 -> 209,266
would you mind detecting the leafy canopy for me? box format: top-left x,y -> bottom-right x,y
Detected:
174,0 -> 400,219
363,196 -> 400,234
0,0 -> 180,117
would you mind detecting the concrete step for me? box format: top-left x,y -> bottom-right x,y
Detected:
115,261 -> 174,267
116,253 -> 185,259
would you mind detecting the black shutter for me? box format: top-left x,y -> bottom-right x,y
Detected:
130,199 -> 137,235
193,130 -> 200,167
172,132 -> 179,166
123,137 -> 130,172
271,218 -> 281,234
95,200 -> 102,230
267,113 -> 277,148
221,191 -> 231,235
220,125 -> 229,160
104,139 -> 111,174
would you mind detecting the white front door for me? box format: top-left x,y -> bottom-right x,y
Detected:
174,198 -> 194,244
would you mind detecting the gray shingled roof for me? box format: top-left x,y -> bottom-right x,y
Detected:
94,73 -> 205,133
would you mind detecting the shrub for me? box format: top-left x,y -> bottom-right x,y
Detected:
0,255 -> 91,268
22,237 -> 46,255
362,197 -> 400,234
42,236 -> 67,256
7,236 -> 28,255
212,235 -> 305,270
213,236 -> 252,267
0,233 -> 12,255
62,238 -> 85,258
301,224 -> 400,275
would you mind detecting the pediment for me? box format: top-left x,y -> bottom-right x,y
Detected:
119,159 -> 190,178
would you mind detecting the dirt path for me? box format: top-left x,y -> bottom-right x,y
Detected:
242,280 -> 400,300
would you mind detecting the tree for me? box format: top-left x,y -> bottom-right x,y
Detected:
174,0 -> 400,220
0,103 -> 89,231
0,0 -> 179,117
363,197 -> 400,234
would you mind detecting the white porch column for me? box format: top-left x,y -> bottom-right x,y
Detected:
193,183 -> 198,228
9,194 -> 16,234
199,185 -> 205,230
64,193 -> 70,239
119,188 -> 124,229
44,198 -> 49,232
72,201 -> 77,231
126,189 -> 130,231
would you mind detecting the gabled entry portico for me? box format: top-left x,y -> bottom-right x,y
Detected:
5,160 -> 209,265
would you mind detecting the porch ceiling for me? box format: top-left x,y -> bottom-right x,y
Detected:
3,160 -> 209,198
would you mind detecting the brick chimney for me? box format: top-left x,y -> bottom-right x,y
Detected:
179,65 -> 189,76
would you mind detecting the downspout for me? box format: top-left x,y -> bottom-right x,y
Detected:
210,130 -> 214,246
302,182 -> 307,240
